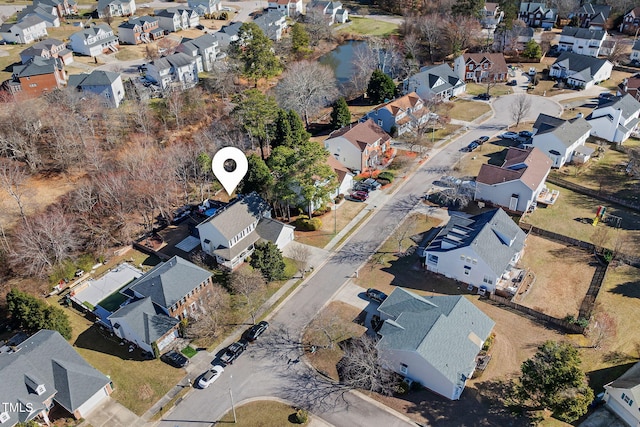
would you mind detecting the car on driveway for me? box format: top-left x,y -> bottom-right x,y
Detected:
500,132 -> 519,140
476,93 -> 491,101
476,136 -> 490,144
198,365 -> 224,388
518,130 -> 533,138
244,321 -> 269,342
220,341 -> 247,365
507,79 -> 517,86
352,181 -> 370,192
366,288 -> 388,303
465,141 -> 479,152
160,350 -> 189,368
363,178 -> 381,191
348,191 -> 369,202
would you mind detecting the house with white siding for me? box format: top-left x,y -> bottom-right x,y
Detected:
475,147 -> 552,213
145,52 -> 199,90
586,94 -> 640,144
268,0 -> 303,17
20,38 -> 73,65
364,92 -> 431,136
549,52 -> 612,90
632,40 -> 640,62
530,113 -> 592,167
324,119 -> 391,172
376,288 -> 495,400
402,64 -> 466,101
17,5 -> 61,27
69,24 -> 119,57
603,361 -> 640,427
177,33 -> 219,72
67,69 -> 125,107
558,27 -> 610,57
0,16 -> 48,44
155,7 -> 199,32
421,208 -> 526,293
326,155 -> 353,197
188,0 -> 220,15
97,0 -> 136,18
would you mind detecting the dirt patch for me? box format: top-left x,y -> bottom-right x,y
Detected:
516,235 -> 596,319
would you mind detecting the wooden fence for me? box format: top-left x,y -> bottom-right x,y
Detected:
546,175 -> 640,212
488,294 -> 586,334
518,222 -> 595,251
132,241 -> 171,261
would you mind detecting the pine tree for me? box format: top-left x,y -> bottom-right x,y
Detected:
272,109 -> 293,148
330,97 -> 351,129
367,69 -> 396,104
287,110 -> 310,145
7,289 -> 72,340
239,154 -> 273,195
522,39 -> 542,60
250,241 -> 286,281
291,23 -> 311,58
231,22 -> 282,86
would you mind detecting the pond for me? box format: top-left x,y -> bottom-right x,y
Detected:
318,40 -> 368,83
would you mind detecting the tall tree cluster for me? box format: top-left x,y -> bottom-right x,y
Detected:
7,288 -> 72,339
231,22 -> 282,86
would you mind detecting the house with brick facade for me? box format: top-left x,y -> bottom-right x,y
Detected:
454,53 -> 508,83
518,2 -> 557,29
324,119 -> 391,172
575,3 -> 610,30
620,7 -> 640,35
2,56 -> 66,100
118,15 -> 163,45
618,73 -> 640,101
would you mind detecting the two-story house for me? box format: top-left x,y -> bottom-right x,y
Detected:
558,27 -> 610,57
253,9 -> 287,41
197,192 -> 293,270
480,2 -> 503,29
530,113 -> 592,167
586,94 -> 640,144
215,21 -> 242,51
618,73 -> 640,101
402,64 -> 466,101
146,52 -> 199,90
475,147 -> 552,213
493,26 -> 534,53
2,56 -> 66,100
188,0 -> 220,16
17,5 -> 60,28
365,92 -> 431,136
575,3 -> 611,30
268,0 -> 303,17
454,52 -> 508,83
118,15 -> 163,45
632,40 -> 640,63
308,0 -> 347,25
421,208 -> 527,293
33,0 -> 78,19
603,361 -> 640,427
549,52 -> 613,89
0,330 -> 113,424
0,16 -> 48,44
155,7 -> 199,32
69,24 -> 119,57
518,2 -> 557,29
620,7 -> 640,35
20,38 -> 73,65
177,33 -> 219,72
376,288 -> 495,400
68,69 -> 125,107
324,119 -> 391,172
97,0 -> 136,18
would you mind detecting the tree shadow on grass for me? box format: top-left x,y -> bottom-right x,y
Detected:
608,280 -> 640,299
587,361 -> 639,393
74,324 -> 151,361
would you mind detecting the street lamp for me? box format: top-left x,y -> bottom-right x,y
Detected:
229,374 -> 237,423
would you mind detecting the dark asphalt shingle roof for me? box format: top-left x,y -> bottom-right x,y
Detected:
256,217 -> 292,243
151,52 -> 197,70
68,69 -> 120,88
594,93 -> 640,120
108,297 -> 179,346
198,192 -> 270,241
533,113 -> 592,148
12,56 -> 62,78
410,63 -> 465,93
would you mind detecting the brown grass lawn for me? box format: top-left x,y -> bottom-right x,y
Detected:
600,70 -> 633,91
517,235 -> 595,319
446,99 -> 492,122
219,400 -> 309,426
294,201 -> 366,248
303,301 -> 367,380
552,138 -> 640,203
465,82 -> 513,96
64,307 -> 185,416
0,43 -> 21,82
522,184 -> 640,253
454,139 -> 509,178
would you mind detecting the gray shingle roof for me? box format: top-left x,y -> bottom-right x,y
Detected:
560,26 -> 606,41
256,217 -> 292,243
533,113 -> 592,148
68,69 -> 120,88
552,52 -> 610,82
0,330 -> 110,421
607,361 -> 640,389
412,63 -> 464,92
151,52 -> 196,71
124,255 -> 212,309
97,0 -> 132,11
595,93 -> 640,120
181,33 -> 218,52
198,192 -> 270,241
377,288 -> 495,388
426,208 -> 526,278
12,56 -> 62,78
108,297 -> 179,345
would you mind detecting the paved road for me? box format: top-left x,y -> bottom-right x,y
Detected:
153,93 -> 561,427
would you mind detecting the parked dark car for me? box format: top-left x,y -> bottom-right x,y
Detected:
220,341 -> 247,365
352,181 -> 370,192
244,321 -> 269,342
507,79 -> 517,86
465,141 -> 479,152
349,191 -> 369,202
518,130 -> 533,138
160,350 -> 190,368
366,288 -> 388,303
476,136 -> 490,144
476,93 -> 491,101
363,178 -> 381,191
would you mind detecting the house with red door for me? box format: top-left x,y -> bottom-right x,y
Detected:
324,119 -> 391,173
454,53 -> 508,83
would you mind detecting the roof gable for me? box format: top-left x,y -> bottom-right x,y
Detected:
198,192 -> 270,240
477,147 -> 551,190
327,119 -> 390,151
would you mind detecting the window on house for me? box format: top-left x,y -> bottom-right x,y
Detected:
483,276 -> 494,285
466,72 -> 474,79
427,254 -> 439,264
472,259 -> 477,264
400,363 -> 408,375
460,255 -> 465,260
464,265 -> 471,275
377,119 -> 383,126
468,64 -> 474,71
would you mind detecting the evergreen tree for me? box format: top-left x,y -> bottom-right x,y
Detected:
451,0 -> 485,18
232,89 -> 279,158
516,341 -> 593,422
250,241 -> 286,281
497,0 -> 518,30
522,39 -> 542,59
7,289 -> 72,340
287,110 -> 310,145
367,69 -> 396,104
272,109 -> 293,148
239,154 -> 273,196
291,23 -> 311,58
231,22 -> 282,86
330,97 -> 351,129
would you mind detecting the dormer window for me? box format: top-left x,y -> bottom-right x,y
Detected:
0,412 -> 9,423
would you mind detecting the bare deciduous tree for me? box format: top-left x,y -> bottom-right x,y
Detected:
540,31 -> 556,56
349,43 -> 378,97
307,309 -> 352,350
587,311 -> 617,349
511,94 -> 532,126
290,245 -> 311,277
337,335 -> 399,395
303,8 -> 333,46
186,283 -> 230,340
230,267 -> 266,324
0,158 -> 30,225
420,14 -> 441,62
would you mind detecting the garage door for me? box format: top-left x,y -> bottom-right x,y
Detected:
157,329 -> 179,352
76,387 -> 109,418
606,398 -> 637,427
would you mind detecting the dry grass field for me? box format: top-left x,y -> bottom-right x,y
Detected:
294,202 -> 367,249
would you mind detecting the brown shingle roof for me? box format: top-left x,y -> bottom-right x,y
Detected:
463,53 -> 508,76
328,119 -> 390,152
381,92 -> 422,116
476,147 -> 551,190
326,154 -> 349,183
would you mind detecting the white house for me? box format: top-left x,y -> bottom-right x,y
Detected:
518,2 -> 557,28
549,52 -> 612,90
155,7 -> 199,32
480,2 -> 503,29
146,52 -> 199,90
326,155 -> 353,197
97,0 -> 136,18
253,9 -> 287,41
632,40 -> 640,62
558,27 -> 609,57
67,69 -> 125,108
177,33 -> 219,72
603,361 -> 640,427
530,113 -> 592,167
403,64 -> 466,102
586,94 -> 640,144
188,0 -> 220,16
69,24 -> 119,57
0,16 -> 48,44
308,0 -> 347,25
324,119 -> 391,172
364,92 -> 431,136
421,208 -> 526,293
268,0 -> 303,17
475,147 -> 552,213
197,193 -> 293,270
376,288 -> 495,400
17,5 -> 61,27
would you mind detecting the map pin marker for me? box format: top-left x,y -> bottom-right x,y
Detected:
211,147 -> 248,196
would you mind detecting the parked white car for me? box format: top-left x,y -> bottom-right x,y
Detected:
198,365 -> 224,388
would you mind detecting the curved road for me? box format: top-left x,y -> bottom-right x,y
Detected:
154,93 -> 560,427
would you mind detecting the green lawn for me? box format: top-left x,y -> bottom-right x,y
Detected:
219,401 -> 309,425
446,99 -> 492,122
339,17 -> 399,36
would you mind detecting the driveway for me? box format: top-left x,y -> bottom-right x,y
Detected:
0,5 -> 25,24
83,398 -> 141,427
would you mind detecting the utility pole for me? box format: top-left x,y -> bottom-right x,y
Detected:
229,374 -> 237,423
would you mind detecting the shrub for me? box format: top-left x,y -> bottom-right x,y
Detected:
389,125 -> 397,137
377,179 -> 390,186
482,332 -> 496,352
396,380 -> 410,395
378,171 -> 395,182
293,408 -> 308,424
294,217 -> 322,231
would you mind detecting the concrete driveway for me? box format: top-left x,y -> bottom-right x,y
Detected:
83,398 -> 141,427
579,406 -> 626,427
